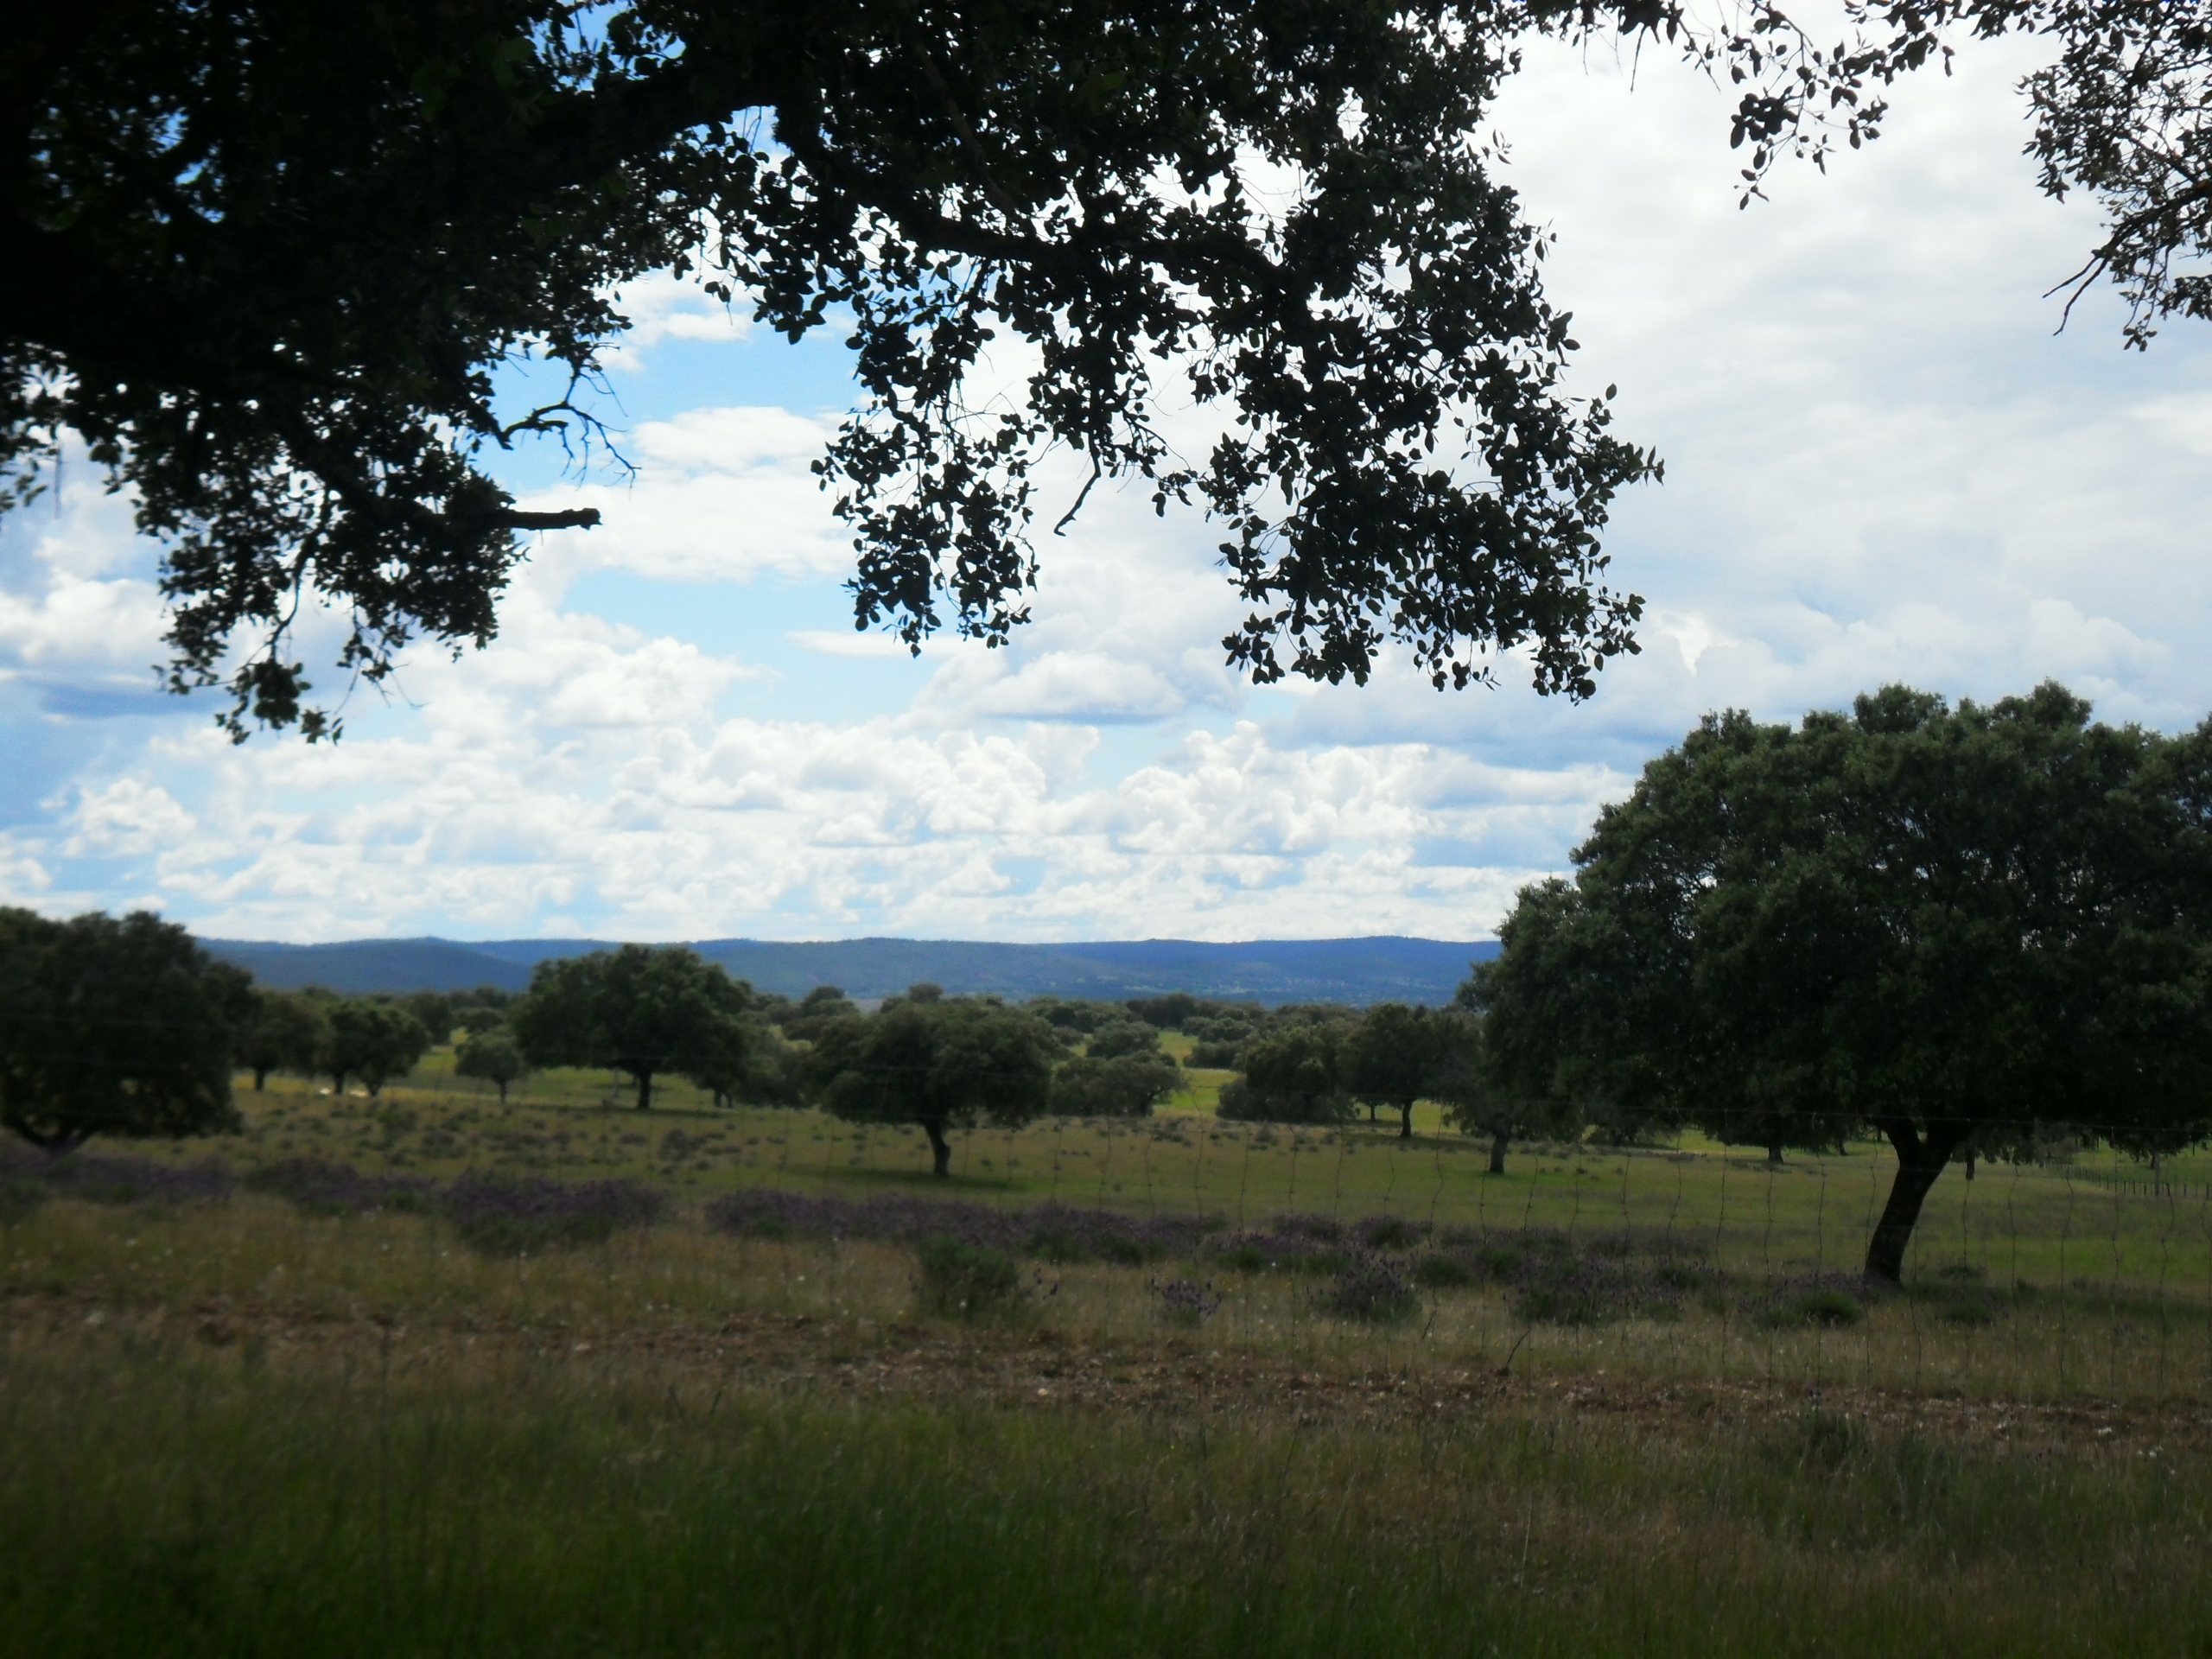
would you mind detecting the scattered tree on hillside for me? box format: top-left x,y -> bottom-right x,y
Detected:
454,1027 -> 528,1104
1472,683 -> 2212,1282
457,1004 -> 507,1037
1126,993 -> 1200,1030
509,945 -> 753,1111
1427,1005 -> 1574,1175
1338,1001 -> 1446,1140
1183,1006 -> 1268,1068
776,985 -> 860,1044
1217,1023 -> 1353,1126
1083,1017 -> 1161,1061
1051,1051 -> 1181,1118
233,987 -> 328,1091
689,1015 -> 806,1109
451,986 -> 513,1036
326,1000 -> 430,1097
402,991 -> 455,1046
1027,998 -> 1128,1041
811,997 -> 1058,1177
0,908 -> 250,1149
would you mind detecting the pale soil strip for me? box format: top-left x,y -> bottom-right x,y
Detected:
7,1291 -> 2207,1458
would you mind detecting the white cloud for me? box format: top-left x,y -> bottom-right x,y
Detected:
516,405 -> 851,591
0,453 -> 168,687
600,270 -> 753,365
107,706 -> 1576,944
63,778 -> 197,859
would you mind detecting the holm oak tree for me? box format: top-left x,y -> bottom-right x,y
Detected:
1472,683 -> 2212,1283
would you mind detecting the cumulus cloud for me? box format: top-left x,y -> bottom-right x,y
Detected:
0,453 -> 169,706
91,708 -> 1580,944
599,270 -> 753,362
515,405 -> 852,592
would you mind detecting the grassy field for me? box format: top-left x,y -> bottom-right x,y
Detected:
4,1056 -> 2211,1653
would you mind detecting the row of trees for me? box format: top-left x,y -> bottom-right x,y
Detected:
0,909 -> 1531,1175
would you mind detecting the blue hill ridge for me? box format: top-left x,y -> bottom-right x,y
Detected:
200,934 -> 1501,1007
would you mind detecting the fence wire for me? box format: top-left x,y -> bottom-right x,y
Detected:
10,1053 -> 2212,1404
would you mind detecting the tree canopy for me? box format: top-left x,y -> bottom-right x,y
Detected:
1471,683 -> 2212,1281
1217,1022 -> 1354,1125
325,1000 -> 431,1096
1421,1003 -> 1570,1174
1338,1001 -> 1446,1139
1050,1050 -> 1181,1118
10,3 -> 2194,741
233,987 -> 328,1091
0,908 -> 250,1150
454,1026 -> 529,1103
510,944 -> 753,1110
689,1013 -> 806,1109
810,995 -> 1058,1175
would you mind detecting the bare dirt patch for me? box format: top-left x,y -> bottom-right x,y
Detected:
11,1288 -> 2204,1459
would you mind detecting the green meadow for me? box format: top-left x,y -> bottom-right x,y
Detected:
5,1052 -> 2211,1654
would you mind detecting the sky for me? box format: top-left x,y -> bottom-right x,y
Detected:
4,28 -> 2209,946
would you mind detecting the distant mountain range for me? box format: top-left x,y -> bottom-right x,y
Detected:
199,934 -> 1501,1007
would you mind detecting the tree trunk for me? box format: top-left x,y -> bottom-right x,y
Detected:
1864,1119 -> 1972,1284
496,1079 -> 507,1104
332,1070 -> 348,1094
925,1118 -> 952,1179
1767,1136 -> 1784,1167
634,1068 -> 654,1111
1399,1101 -> 1414,1141
1489,1129 -> 1509,1175
253,1065 -> 270,1091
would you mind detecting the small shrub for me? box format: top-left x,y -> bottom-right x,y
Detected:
1512,1268 -> 1613,1327
442,1172 -> 668,1255
1755,1276 -> 1874,1330
28,1151 -> 236,1209
1329,1253 -> 1419,1323
702,1188 -> 823,1239
1758,1287 -> 1866,1330
1150,1277 -> 1223,1327
1357,1215 -> 1423,1251
1217,1243 -> 1269,1274
1509,1248 -> 1683,1326
1938,1295 -> 1996,1327
1474,1244 -> 1526,1279
1411,1253 -> 1477,1289
916,1235 -> 1024,1316
246,1157 -> 433,1217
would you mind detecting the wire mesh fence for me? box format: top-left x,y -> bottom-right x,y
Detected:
7,1056 -> 2209,1410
